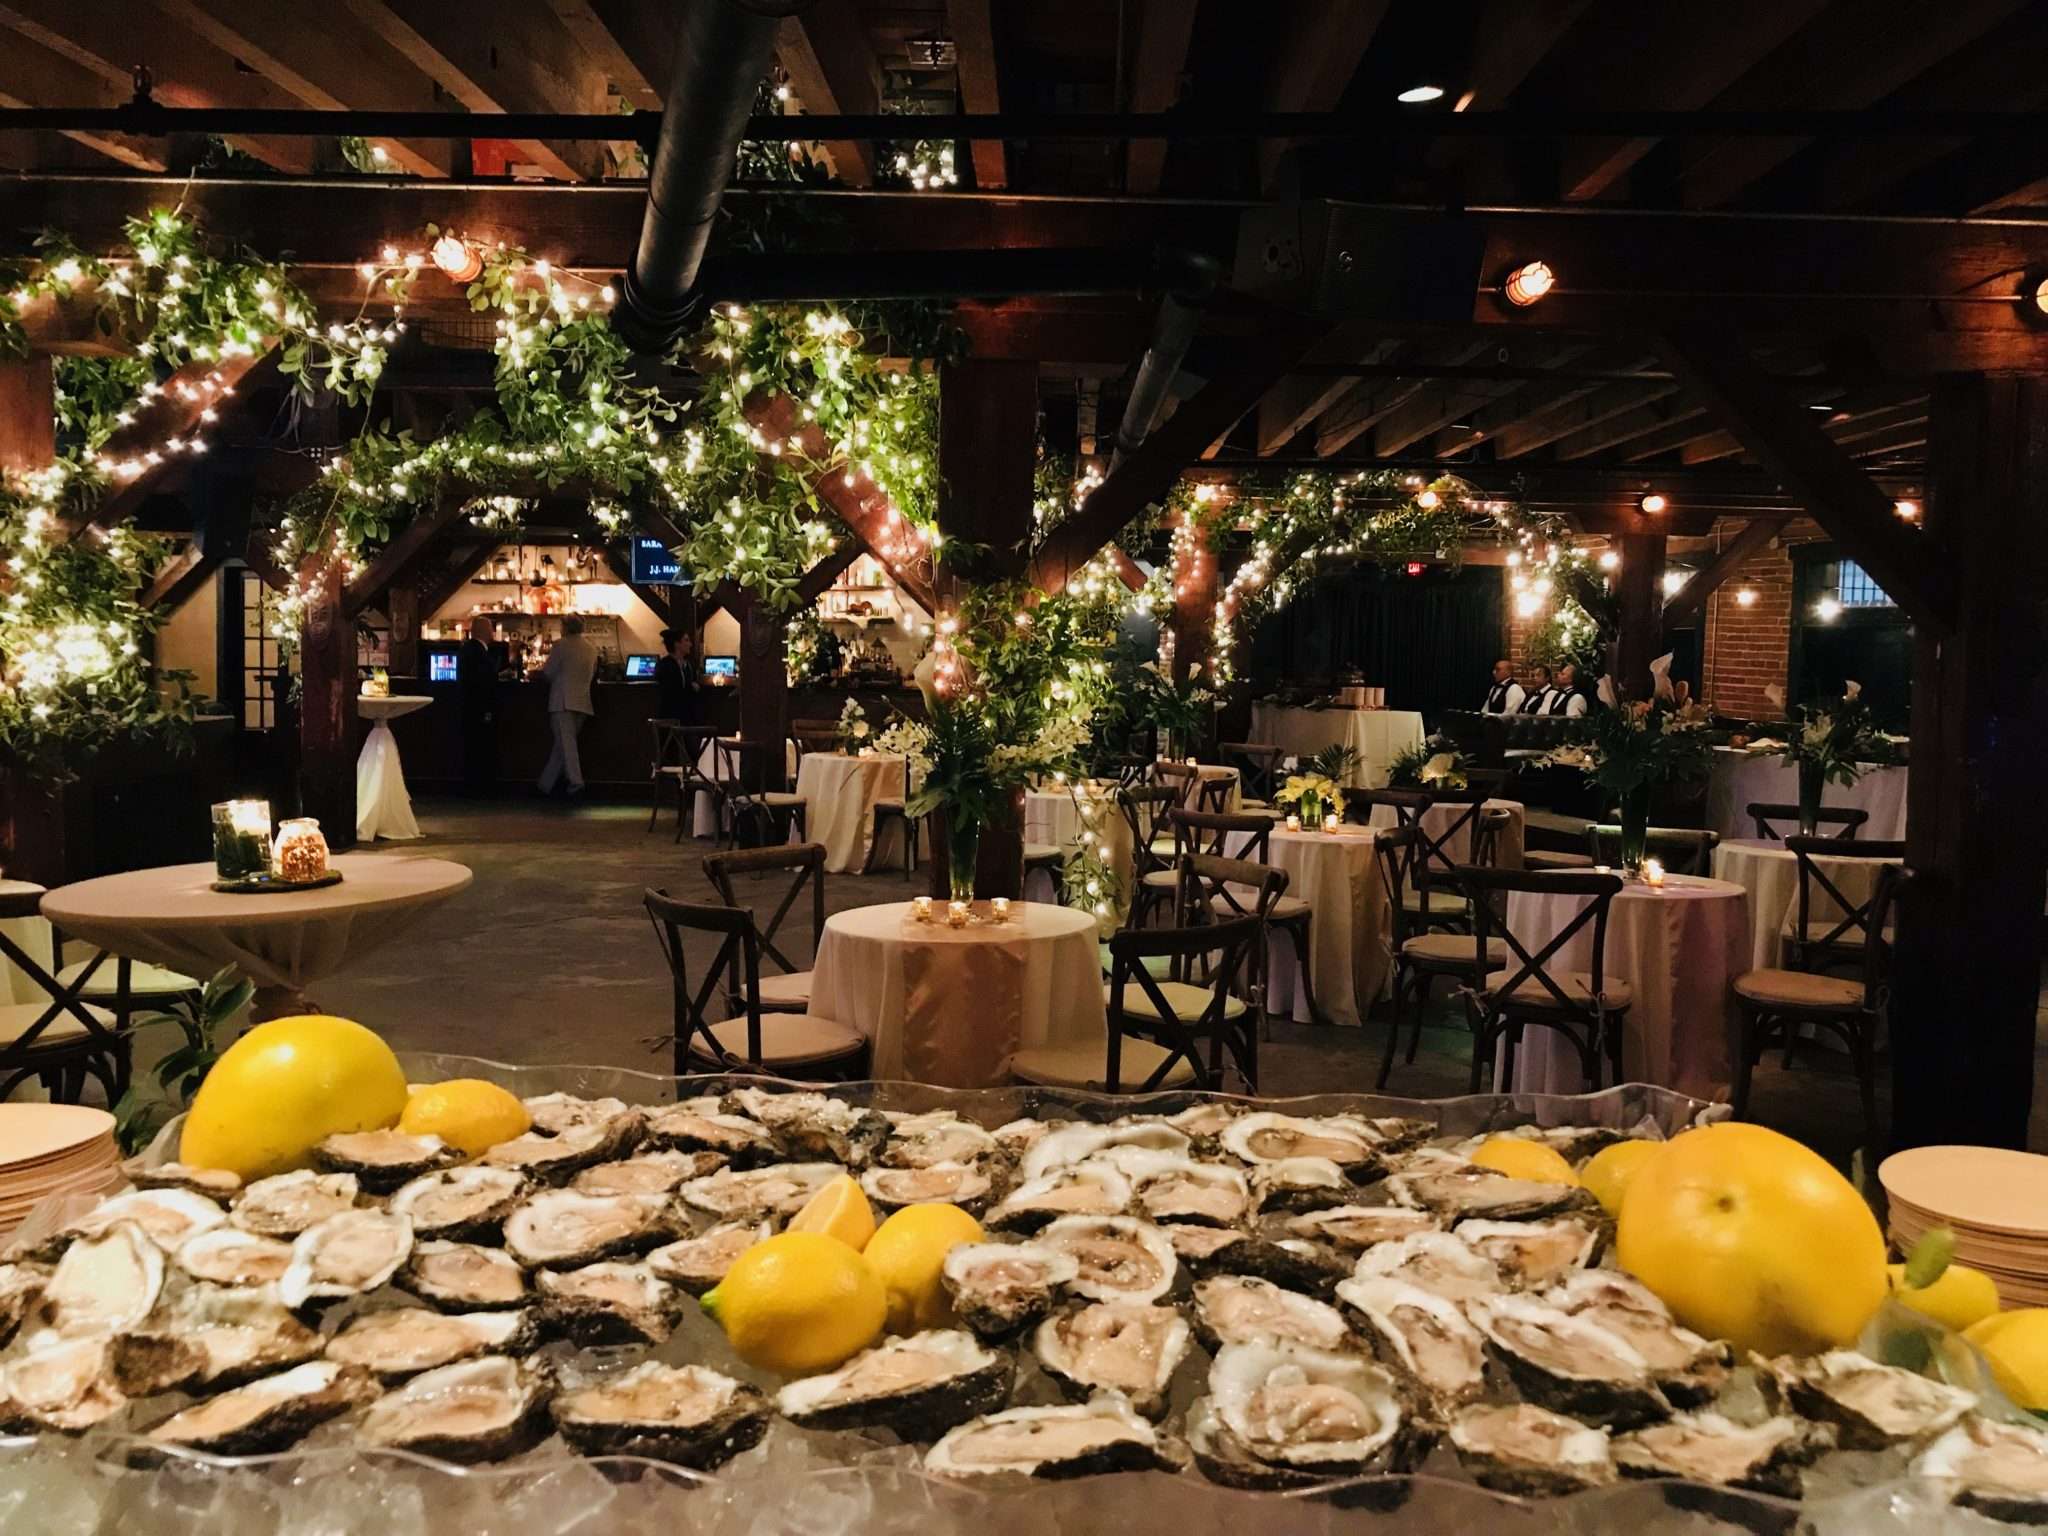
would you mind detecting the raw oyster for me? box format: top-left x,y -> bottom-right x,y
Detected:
1021,1121 -> 1189,1183
279,1208 -> 414,1308
232,1170 -> 360,1237
1190,1276 -> 1350,1354
1455,1218 -> 1602,1289
1613,1409 -> 1830,1495
1283,1205 -> 1440,1252
984,1165 -> 1131,1233
1033,1302 -> 1192,1417
481,1117 -> 640,1183
926,1398 -> 1180,1480
677,1162 -> 840,1225
175,1226 -> 294,1287
325,1306 -> 538,1382
1188,1341 -> 1417,1489
1333,1115 -> 1435,1153
941,1241 -> 1079,1340
1916,1416 -> 2048,1525
1767,1350 -> 1975,1449
398,1240 -> 529,1310
1118,1154 -> 1249,1228
990,1117 -> 1054,1157
642,1106 -> 777,1166
1385,1167 -> 1588,1222
535,1262 -> 678,1345
146,1359 -> 380,1455
1164,1227 -> 1348,1295
1165,1224 -> 1250,1265
523,1093 -> 642,1139
859,1160 -> 996,1213
1352,1231 -> 1504,1306
1547,1271 -> 1730,1405
0,1338 -> 126,1432
129,1161 -> 243,1199
880,1112 -> 999,1168
0,1262 -> 48,1347
501,1189 -> 680,1269
1449,1403 -> 1616,1496
43,1187 -> 226,1256
552,1362 -> 771,1469
1459,1125 -> 1631,1167
112,1282 -> 324,1393
777,1328 -> 1009,1437
571,1149 -> 725,1197
387,1165 -> 528,1242
1037,1216 -> 1178,1303
723,1088 -> 889,1167
1222,1113 -> 1383,1177
1467,1293 -> 1669,1427
31,1222 -> 162,1341
357,1354 -> 552,1463
1249,1157 -> 1353,1214
1164,1101 -> 1241,1142
1337,1276 -> 1487,1415
646,1221 -> 769,1295
311,1129 -> 462,1191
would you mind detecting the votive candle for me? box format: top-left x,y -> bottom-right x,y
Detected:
912,896 -> 933,922
947,899 -> 970,928
1285,814 -> 1301,832
211,799 -> 272,880
1644,859 -> 1667,888
1323,812 -> 1340,833
991,896 -> 1010,922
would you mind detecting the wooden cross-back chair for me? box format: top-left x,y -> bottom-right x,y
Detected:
1153,760 -> 1198,808
702,842 -> 827,1015
865,752 -> 920,878
789,724 -> 841,763
1456,866 -> 1632,1095
1167,811 -> 1326,1028
643,887 -> 864,1080
1177,852 -> 1291,1071
1372,824 -> 1498,1089
1748,802 -> 1868,841
1787,836 -> 1906,973
1219,742 -> 1284,804
1364,787 -> 1479,935
1119,784 -> 1183,926
713,736 -> 808,849
1195,771 -> 1238,815
1585,825 -> 1721,876
651,723 -> 721,842
0,888 -> 139,1106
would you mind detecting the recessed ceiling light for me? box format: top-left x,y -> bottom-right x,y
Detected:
1397,84 -> 1445,104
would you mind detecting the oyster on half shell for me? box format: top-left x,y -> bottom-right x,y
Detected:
311,1129 -> 462,1192
677,1162 -> 841,1225
1036,1216 -> 1178,1304
1336,1275 -> 1487,1416
1385,1168 -> 1588,1222
1449,1403 -> 1616,1496
860,1160 -> 996,1213
1188,1341 -> 1418,1490
0,1338 -> 126,1433
111,1282 -> 325,1394
1112,1153 -> 1249,1228
984,1166 -> 1130,1233
279,1208 -> 413,1308
1189,1275 -> 1349,1355
1546,1270 -> 1730,1406
0,1262 -> 47,1348
1033,1302 -> 1191,1418
358,1354 -> 553,1464
1249,1157 -> 1354,1215
1019,1121 -> 1189,1183
481,1117 -> 641,1184
1351,1231 -> 1503,1306
128,1161 -> 243,1199
880,1113 -> 999,1169
1222,1113 -> 1383,1178
325,1306 -> 538,1382
523,1093 -> 643,1139
30,1222 -> 162,1342
1467,1293 -> 1669,1427
1916,1416 -> 2048,1525
399,1240 -> 528,1311
231,1170 -> 360,1237
723,1088 -> 890,1168
552,1362 -> 771,1469
925,1397 -> 1181,1480
39,1187 -> 226,1258
535,1262 -> 678,1345
1455,1218 -> 1602,1289
388,1165 -> 528,1243
641,1107 -> 777,1166
1282,1204 -> 1440,1253
1612,1409 -> 1831,1495
145,1359 -> 380,1456
174,1226 -> 294,1288
646,1221 -> 770,1295
776,1328 -> 1009,1438
939,1241 -> 1078,1340
1766,1350 -> 1975,1449
501,1189 -> 680,1269
571,1150 -> 726,1197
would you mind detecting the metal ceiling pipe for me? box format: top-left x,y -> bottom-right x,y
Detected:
614,0 -> 814,356
1112,252 -> 1222,469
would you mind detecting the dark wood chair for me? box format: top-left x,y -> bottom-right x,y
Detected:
1219,742 -> 1284,804
789,720 -> 840,763
1455,866 -> 1633,1094
1785,836 -> 1905,974
1168,809 -> 1326,1028
671,725 -> 723,842
864,753 -> 920,878
713,737 -> 808,849
1585,825 -> 1721,876
1365,787 -> 1480,935
644,887 -> 865,1080
1119,784 -> 1182,927
0,888 -> 143,1106
1373,824 -> 1506,1089
646,718 -> 691,838
1153,760 -> 1198,808
1732,863 -> 1908,1150
1749,802 -> 1868,841
1471,805 -> 1515,871
1195,770 -> 1238,815
1178,851 -> 1291,1072
702,842 -> 828,1015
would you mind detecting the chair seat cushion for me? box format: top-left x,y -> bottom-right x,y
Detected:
1237,798 -> 1270,810
1209,893 -> 1311,921
1148,836 -> 1179,857
750,793 -> 806,807
1099,944 -> 1174,980
1401,888 -> 1471,917
1011,1037 -> 1197,1091
1140,870 -> 1180,889
656,765 -> 689,779
1524,849 -> 1595,871
1022,843 -> 1064,865
1402,933 -> 1506,968
0,1001 -> 117,1047
755,971 -> 812,1011
1733,969 -> 1866,1010
1484,970 -> 1634,1011
691,1012 -> 865,1067
55,959 -> 198,998
1105,980 -> 1249,1023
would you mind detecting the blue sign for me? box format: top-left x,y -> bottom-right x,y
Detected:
630,536 -> 685,585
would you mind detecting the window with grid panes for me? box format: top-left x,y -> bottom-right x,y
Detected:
238,569 -> 283,730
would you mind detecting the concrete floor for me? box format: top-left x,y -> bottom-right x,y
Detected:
314,799 -> 2048,1168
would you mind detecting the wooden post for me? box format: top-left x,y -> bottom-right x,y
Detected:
298,557 -> 358,850
1613,524 -> 1667,702
387,587 -> 420,680
0,358 -> 56,475
1891,374 -> 2048,1151
736,593 -> 791,791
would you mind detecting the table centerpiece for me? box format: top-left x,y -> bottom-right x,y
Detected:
1753,681 -> 1897,835
1274,768 -> 1345,829
1386,733 -> 1472,791
1548,682 -> 1712,875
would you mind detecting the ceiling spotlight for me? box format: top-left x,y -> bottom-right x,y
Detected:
1597,549 -> 1620,571
1397,84 -> 1445,104
1502,260 -> 1555,307
1815,596 -> 1842,623
1660,569 -> 1687,597
430,234 -> 482,283
1893,498 -> 1920,522
1734,586 -> 1758,607
1638,492 -> 1668,515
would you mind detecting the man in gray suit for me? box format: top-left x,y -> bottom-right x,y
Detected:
535,616 -> 599,798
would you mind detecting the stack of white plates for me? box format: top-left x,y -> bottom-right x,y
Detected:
1879,1144 -> 2048,1308
0,1103 -> 122,1242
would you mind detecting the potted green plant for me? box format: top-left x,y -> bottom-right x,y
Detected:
1549,691 -> 1713,874
1387,735 -> 1472,791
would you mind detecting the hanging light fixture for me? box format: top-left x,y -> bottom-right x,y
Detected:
1734,587 -> 1758,607
430,234 -> 483,283
1893,498 -> 1920,522
1638,492 -> 1668,515
1502,260 -> 1556,307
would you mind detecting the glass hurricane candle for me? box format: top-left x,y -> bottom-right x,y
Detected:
990,896 -> 1010,922
1644,859 -> 1667,889
912,896 -> 933,922
273,818 -> 330,883
1285,813 -> 1301,832
211,800 -> 272,880
1323,813 -> 1340,833
946,899 -> 970,928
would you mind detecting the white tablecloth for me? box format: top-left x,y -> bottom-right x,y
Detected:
806,900 -> 1106,1087
1711,838 -> 1900,972
355,695 -> 432,842
1023,786 -> 1131,918
1705,747 -> 1908,841
1495,874 -> 1749,1102
792,753 -> 905,873
1248,705 -> 1425,789
692,739 -> 800,839
1231,825 -> 1389,1027
1365,798 -> 1527,872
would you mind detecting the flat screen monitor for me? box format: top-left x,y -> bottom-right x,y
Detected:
427,650 -> 459,683
630,536 -> 684,585
703,655 -> 737,681
624,653 -> 658,679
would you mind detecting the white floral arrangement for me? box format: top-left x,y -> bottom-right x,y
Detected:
1274,772 -> 1345,822
836,696 -> 871,752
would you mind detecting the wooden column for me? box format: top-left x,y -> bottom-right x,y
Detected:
0,358 -> 56,475
1891,374 -> 2048,1151
936,358 -> 1039,592
736,594 -> 791,790
298,557 -> 358,850
387,587 -> 420,680
1613,524 -> 1667,702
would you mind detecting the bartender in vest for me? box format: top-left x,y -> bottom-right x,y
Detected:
1545,662 -> 1591,717
1519,665 -> 1556,714
1482,659 -> 1525,714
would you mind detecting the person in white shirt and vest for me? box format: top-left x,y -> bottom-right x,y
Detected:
1519,664 -> 1555,714
535,616 -> 600,799
1483,658 -> 1525,714
1546,662 -> 1590,717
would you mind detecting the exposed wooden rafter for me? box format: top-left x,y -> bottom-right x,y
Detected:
1123,0 -> 1198,194
1256,1 -> 1388,192
944,0 -> 1006,190
1659,516 -> 1780,630
775,0 -> 879,187
0,28 -> 165,170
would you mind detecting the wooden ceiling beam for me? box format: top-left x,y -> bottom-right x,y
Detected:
1256,0 -> 1389,192
581,1 -> 677,96
546,0 -> 661,109
1316,340 -> 1491,456
0,30 -> 166,171
1848,420 -> 1931,460
1374,343 -> 1593,457
1678,395 -> 1930,466
344,493 -> 471,616
1254,329 -> 1400,455
1429,350 -> 1658,456
1659,515 -> 1782,630
140,540 -> 216,611
1124,0 -> 1198,194
775,1 -> 879,187
945,0 -> 1006,190
1555,399 -> 1709,460
81,344 -> 279,531
1492,379 -> 1682,460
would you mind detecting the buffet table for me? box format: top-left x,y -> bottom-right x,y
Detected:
1704,746 -> 1908,841
1247,704 -> 1424,788
355,694 -> 433,842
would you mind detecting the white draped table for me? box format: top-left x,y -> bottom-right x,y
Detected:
1247,705 -> 1425,788
1022,787 -> 1131,916
791,753 -> 905,873
41,855 -> 472,1021
1704,747 -> 1908,841
355,695 -> 433,842
805,900 -> 1106,1087
691,738 -> 799,839
1494,874 -> 1749,1102
1224,824 -> 1390,1027
1711,838 -> 1900,972
1364,798 -> 1527,871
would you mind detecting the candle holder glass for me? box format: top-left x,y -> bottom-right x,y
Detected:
211,800 -> 272,881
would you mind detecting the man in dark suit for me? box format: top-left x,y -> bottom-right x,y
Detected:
654,626 -> 700,725
457,615 -> 507,795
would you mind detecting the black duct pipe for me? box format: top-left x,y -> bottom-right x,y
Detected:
1112,252 -> 1223,469
615,0 -> 814,356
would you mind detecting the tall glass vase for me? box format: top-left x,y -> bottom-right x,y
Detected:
1796,759 -> 1825,837
1617,785 -> 1651,876
946,816 -> 981,904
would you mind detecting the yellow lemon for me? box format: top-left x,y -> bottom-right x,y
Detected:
180,1015 -> 409,1180
1966,1310 -> 2048,1411
1616,1122 -> 1885,1357
786,1172 -> 876,1252
1469,1136 -> 1580,1186
398,1079 -> 532,1159
861,1203 -> 984,1334
1887,1261 -> 2002,1334
701,1231 -> 885,1376
1581,1139 -> 1666,1218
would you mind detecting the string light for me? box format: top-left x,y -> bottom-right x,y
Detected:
1502,260 -> 1556,307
